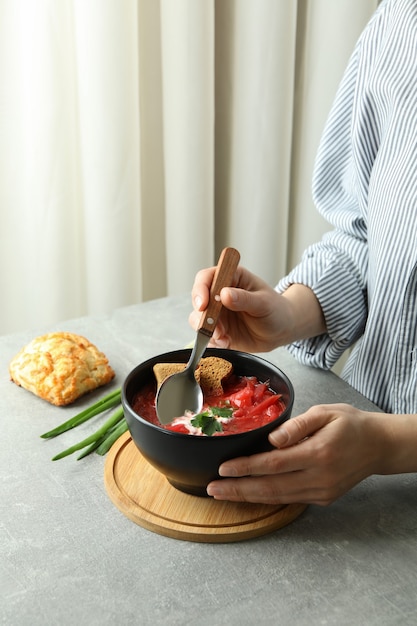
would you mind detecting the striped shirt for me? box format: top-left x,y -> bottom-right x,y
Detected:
277,0 -> 417,414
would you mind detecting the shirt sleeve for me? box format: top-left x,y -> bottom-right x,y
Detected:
277,37 -> 370,370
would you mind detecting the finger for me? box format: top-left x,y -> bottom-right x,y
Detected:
220,285 -> 273,318
207,475 -> 295,504
207,473 -> 327,505
188,310 -> 200,331
268,405 -> 340,449
210,320 -> 231,348
188,310 -> 231,347
191,267 -> 216,311
218,445 -> 305,479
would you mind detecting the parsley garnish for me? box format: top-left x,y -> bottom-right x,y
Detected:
191,406 -> 234,436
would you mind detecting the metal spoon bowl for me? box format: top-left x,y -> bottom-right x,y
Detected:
156,247 -> 240,424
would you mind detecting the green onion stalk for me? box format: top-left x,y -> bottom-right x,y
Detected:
40,388 -> 128,461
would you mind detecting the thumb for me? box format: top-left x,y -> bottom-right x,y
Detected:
269,406 -> 332,448
220,286 -> 264,315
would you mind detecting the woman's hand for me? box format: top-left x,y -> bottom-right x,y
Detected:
206,404 -> 390,506
189,265 -> 326,353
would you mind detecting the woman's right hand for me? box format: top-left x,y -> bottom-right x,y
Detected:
189,265 -> 291,353
189,264 -> 327,353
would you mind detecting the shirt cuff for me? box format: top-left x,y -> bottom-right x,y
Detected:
276,259 -> 367,370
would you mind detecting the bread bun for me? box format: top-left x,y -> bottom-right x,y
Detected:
9,332 -> 115,406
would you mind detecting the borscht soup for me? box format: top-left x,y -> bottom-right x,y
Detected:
132,374 -> 286,437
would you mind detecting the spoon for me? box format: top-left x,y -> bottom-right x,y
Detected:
156,247 -> 240,424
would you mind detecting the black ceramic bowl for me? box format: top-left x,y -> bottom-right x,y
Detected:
122,348 -> 294,497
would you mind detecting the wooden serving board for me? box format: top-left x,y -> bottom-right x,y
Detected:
104,431 -> 307,543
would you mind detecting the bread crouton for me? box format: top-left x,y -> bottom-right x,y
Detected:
153,356 -> 233,396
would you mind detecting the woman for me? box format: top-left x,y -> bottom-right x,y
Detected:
189,0 -> 417,506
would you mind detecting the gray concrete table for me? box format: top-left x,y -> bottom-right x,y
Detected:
1,294 -> 417,626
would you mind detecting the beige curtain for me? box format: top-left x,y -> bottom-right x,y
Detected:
0,0 -> 378,335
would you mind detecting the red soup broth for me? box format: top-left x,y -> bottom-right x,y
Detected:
131,375 -> 286,436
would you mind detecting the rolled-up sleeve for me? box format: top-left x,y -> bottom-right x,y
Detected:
277,229 -> 368,369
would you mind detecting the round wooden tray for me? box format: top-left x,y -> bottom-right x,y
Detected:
104,431 -> 307,543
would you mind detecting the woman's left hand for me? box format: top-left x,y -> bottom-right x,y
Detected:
207,404 -> 387,506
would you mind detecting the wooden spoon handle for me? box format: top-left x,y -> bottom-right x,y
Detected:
198,247 -> 240,336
